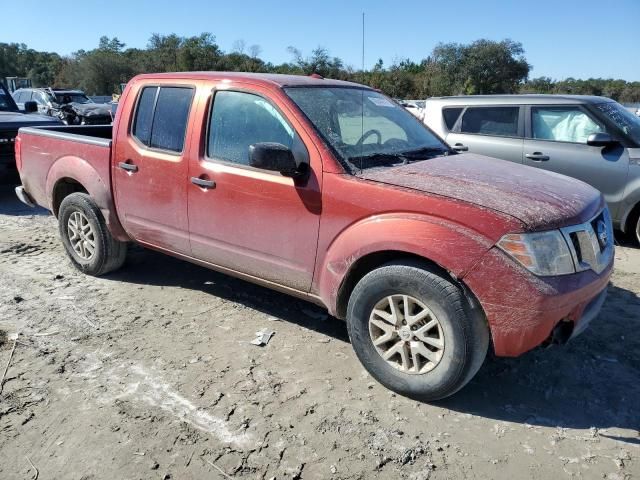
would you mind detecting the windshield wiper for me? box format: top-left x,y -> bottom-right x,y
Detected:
399,146 -> 450,159
348,146 -> 451,169
348,152 -> 409,168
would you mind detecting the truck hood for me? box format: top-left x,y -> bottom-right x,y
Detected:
358,153 -> 603,230
0,111 -> 61,129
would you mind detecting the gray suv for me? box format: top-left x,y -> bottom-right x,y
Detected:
423,95 -> 640,243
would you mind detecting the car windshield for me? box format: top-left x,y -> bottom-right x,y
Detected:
54,93 -> 92,104
595,102 -> 640,145
285,87 -> 449,171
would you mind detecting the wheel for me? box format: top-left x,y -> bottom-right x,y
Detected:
634,210 -> 640,246
346,261 -> 489,401
58,193 -> 127,276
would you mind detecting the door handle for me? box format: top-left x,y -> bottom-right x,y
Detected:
452,143 -> 469,152
191,176 -> 216,189
525,152 -> 550,161
118,161 -> 138,172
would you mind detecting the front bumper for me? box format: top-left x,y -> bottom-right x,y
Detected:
569,287 -> 607,340
463,246 -> 613,357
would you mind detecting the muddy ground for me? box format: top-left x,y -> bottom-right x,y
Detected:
0,184 -> 638,480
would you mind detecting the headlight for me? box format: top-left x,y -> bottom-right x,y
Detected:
497,230 -> 575,276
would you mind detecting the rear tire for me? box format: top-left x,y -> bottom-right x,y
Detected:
346,261 -> 489,401
58,193 -> 127,276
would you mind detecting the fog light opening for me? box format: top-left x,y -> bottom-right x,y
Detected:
547,320 -> 574,346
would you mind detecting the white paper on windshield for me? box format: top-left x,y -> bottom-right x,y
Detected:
368,97 -> 395,107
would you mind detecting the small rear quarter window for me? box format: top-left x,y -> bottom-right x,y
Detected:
132,86 -> 158,146
442,107 -> 463,130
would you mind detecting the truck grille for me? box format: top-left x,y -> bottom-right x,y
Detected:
0,131 -> 17,161
561,207 -> 614,274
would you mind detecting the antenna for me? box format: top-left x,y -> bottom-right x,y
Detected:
360,11 -> 365,173
361,12 -> 365,80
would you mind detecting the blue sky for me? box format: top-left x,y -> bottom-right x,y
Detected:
3,0 -> 639,80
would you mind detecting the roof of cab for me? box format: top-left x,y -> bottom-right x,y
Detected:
425,94 -> 614,106
131,72 -> 369,89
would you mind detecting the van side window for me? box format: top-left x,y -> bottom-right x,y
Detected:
442,107 -> 463,130
461,107 -> 519,137
207,91 -> 297,166
531,106 -> 603,144
132,86 -> 194,153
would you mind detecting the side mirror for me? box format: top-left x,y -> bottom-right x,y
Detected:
24,101 -> 38,114
587,132 -> 618,147
249,142 -> 307,179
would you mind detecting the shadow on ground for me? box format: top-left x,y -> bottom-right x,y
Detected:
441,283 -> 640,439
106,245 -> 351,343
0,184 -> 49,216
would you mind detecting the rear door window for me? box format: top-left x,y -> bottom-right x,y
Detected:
149,87 -> 194,152
531,106 -> 603,144
132,86 -> 194,153
460,106 -> 520,137
442,107 -> 463,130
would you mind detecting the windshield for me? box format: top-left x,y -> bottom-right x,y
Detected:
595,102 -> 640,145
285,87 -> 449,171
0,86 -> 18,112
54,93 -> 92,104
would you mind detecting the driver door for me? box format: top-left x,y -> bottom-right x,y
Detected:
187,85 -> 322,292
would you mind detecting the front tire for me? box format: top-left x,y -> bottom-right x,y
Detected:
58,193 -> 127,276
346,261 -> 489,401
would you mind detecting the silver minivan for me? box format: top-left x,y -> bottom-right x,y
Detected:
423,95 -> 640,243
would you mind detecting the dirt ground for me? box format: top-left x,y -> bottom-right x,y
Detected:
0,184 -> 638,480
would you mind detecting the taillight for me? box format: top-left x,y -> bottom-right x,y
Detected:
15,135 -> 22,171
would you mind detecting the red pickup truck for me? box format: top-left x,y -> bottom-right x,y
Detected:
14,73 -> 614,400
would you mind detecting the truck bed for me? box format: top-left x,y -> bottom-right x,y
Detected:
17,125 -> 114,214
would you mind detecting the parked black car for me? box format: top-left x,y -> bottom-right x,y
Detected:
0,83 -> 61,179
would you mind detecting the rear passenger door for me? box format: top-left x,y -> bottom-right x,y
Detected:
113,84 -> 195,254
523,105 -> 629,212
445,106 -> 524,163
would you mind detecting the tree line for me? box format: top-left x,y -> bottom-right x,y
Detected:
1,35 -> 639,103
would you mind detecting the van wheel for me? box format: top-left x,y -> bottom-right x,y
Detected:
346,261 -> 489,401
58,193 -> 127,276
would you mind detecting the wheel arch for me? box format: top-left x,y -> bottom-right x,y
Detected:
45,155 -> 129,241
316,213 -> 495,319
335,250 -> 485,320
51,177 -> 88,217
